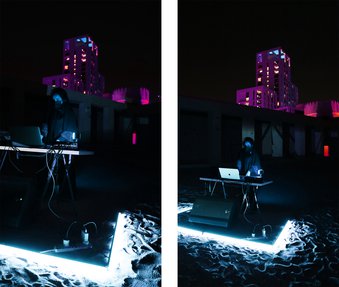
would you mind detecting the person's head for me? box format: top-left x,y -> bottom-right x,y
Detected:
243,137 -> 254,153
51,87 -> 69,109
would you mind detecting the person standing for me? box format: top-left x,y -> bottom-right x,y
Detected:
236,137 -> 261,177
236,137 -> 262,211
42,87 -> 79,145
41,87 -> 79,202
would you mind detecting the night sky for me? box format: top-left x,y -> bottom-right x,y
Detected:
179,0 -> 339,104
0,0 -> 161,96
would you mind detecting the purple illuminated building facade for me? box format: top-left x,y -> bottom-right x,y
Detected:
236,86 -> 277,109
43,35 -> 105,96
236,47 -> 298,112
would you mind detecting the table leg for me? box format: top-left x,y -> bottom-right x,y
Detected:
221,181 -> 226,199
211,181 -> 217,196
0,150 -> 8,172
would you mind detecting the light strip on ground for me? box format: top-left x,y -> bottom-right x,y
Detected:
178,220 -> 293,253
0,243 -> 111,281
0,212 -> 127,283
177,206 -> 193,214
107,212 -> 129,270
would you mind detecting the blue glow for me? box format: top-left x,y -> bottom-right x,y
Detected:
0,212 -> 129,282
0,244 -> 111,281
268,49 -> 279,56
108,212 -> 129,270
52,94 -> 63,103
76,37 -> 87,43
178,220 -> 294,253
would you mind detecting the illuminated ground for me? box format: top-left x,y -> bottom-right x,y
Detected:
178,157 -> 339,287
0,145 -> 161,286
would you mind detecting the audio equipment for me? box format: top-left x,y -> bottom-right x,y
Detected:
188,197 -> 236,228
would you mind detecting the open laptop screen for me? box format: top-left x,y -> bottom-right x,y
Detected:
9,126 -> 44,147
218,167 -> 241,180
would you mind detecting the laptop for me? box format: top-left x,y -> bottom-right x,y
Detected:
9,126 -> 45,147
218,167 -> 242,181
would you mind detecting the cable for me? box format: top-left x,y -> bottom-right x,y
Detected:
83,221 -> 98,233
81,221 -> 98,245
40,248 -> 57,254
65,220 -> 78,239
34,153 -> 54,174
242,183 -> 255,225
262,224 -> 273,237
45,149 -> 67,221
252,223 -> 261,235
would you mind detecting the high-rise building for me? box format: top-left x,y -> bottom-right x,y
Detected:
236,86 -> 277,109
43,35 -> 105,96
236,47 -> 298,112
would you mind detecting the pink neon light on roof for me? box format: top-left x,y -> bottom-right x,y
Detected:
140,88 -> 150,105
132,132 -> 137,145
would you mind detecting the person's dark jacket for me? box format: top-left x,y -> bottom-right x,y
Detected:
236,148 -> 261,176
44,88 -> 78,144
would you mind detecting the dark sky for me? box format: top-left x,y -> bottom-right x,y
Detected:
179,0 -> 339,104
0,0 -> 161,96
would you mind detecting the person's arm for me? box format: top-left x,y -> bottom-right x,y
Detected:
40,123 -> 48,141
236,159 -> 242,171
254,152 -> 261,170
248,152 -> 261,175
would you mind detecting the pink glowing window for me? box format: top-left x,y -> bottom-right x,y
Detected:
132,132 -> 137,145
324,146 -> 329,157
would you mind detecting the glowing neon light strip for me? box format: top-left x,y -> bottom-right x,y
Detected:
177,206 -> 193,214
0,212 -> 127,281
178,220 -> 293,253
108,212 -> 128,270
0,243 -> 109,281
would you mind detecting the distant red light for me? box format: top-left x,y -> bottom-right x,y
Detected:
324,145 -> 329,157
